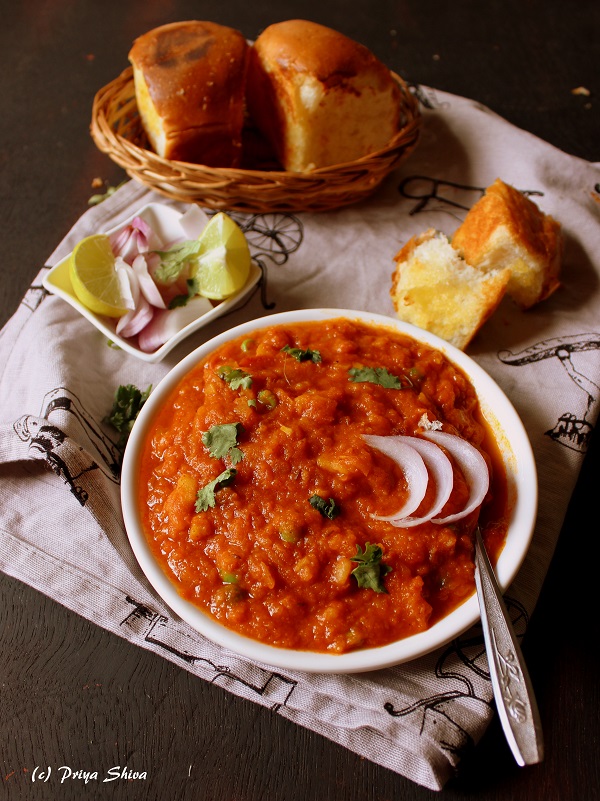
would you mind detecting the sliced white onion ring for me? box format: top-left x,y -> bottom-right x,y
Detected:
363,435 -> 428,521
422,430 -> 490,524
388,436 -> 454,528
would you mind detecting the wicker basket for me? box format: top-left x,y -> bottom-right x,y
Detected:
90,67 -> 421,213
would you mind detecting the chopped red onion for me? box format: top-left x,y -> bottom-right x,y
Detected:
132,254 -> 166,309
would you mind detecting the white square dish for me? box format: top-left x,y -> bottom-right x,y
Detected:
42,203 -> 262,363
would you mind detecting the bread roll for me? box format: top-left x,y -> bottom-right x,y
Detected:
245,20 -> 403,172
129,20 -> 249,166
390,229 -> 511,350
452,179 -> 562,309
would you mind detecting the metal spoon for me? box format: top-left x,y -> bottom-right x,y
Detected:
474,527 -> 544,766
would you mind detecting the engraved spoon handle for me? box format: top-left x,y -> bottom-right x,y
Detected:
474,527 -> 544,766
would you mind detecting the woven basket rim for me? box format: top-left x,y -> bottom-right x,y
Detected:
90,66 -> 422,210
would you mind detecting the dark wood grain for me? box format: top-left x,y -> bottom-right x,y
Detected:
1,2 -> 598,800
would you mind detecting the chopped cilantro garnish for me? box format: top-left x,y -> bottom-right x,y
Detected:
104,384 -> 152,449
195,468 -> 237,512
168,277 -> 200,308
350,543 -> 391,593
348,366 -> 411,389
202,423 -> 244,464
281,345 -> 322,363
309,495 -> 340,519
257,389 -> 277,409
216,365 -> 253,390
154,240 -> 202,284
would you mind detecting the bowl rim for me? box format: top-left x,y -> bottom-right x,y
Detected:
120,308 -> 538,673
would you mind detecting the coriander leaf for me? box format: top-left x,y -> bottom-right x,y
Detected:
309,495 -> 340,519
202,422 -> 245,464
227,448 -> 244,465
168,294 -> 188,309
217,365 -> 253,390
348,366 -> 411,389
350,543 -> 391,593
154,240 -> 202,284
281,345 -> 322,363
168,277 -> 200,309
104,384 -> 152,449
195,468 -> 237,512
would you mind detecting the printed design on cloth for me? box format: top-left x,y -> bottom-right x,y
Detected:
205,210 -> 304,266
384,596 -> 529,758
21,280 -> 49,314
13,386 -> 121,504
409,84 -> 451,112
121,595 -> 297,712
498,334 -> 600,452
397,176 -> 543,218
215,211 -> 303,312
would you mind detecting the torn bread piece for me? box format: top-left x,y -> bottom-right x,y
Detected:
390,229 -> 511,350
452,178 -> 562,309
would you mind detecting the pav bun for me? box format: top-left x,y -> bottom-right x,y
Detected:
245,20 -> 403,172
129,20 -> 249,167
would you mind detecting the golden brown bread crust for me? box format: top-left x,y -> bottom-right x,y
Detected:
246,20 -> 402,172
129,20 -> 248,166
452,179 -> 562,309
249,19 -> 396,85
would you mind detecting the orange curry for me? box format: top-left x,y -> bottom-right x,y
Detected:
138,318 -> 508,653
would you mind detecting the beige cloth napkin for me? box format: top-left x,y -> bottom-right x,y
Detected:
1,86 -> 599,790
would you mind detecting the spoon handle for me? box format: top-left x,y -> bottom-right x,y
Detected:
474,527 -> 544,766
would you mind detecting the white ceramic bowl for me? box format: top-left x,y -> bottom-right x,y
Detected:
43,202 -> 262,363
121,309 -> 538,673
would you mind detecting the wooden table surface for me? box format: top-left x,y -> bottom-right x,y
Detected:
1,2 -> 598,800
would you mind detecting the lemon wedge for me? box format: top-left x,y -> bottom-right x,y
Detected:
192,213 -> 251,300
69,234 -> 129,317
